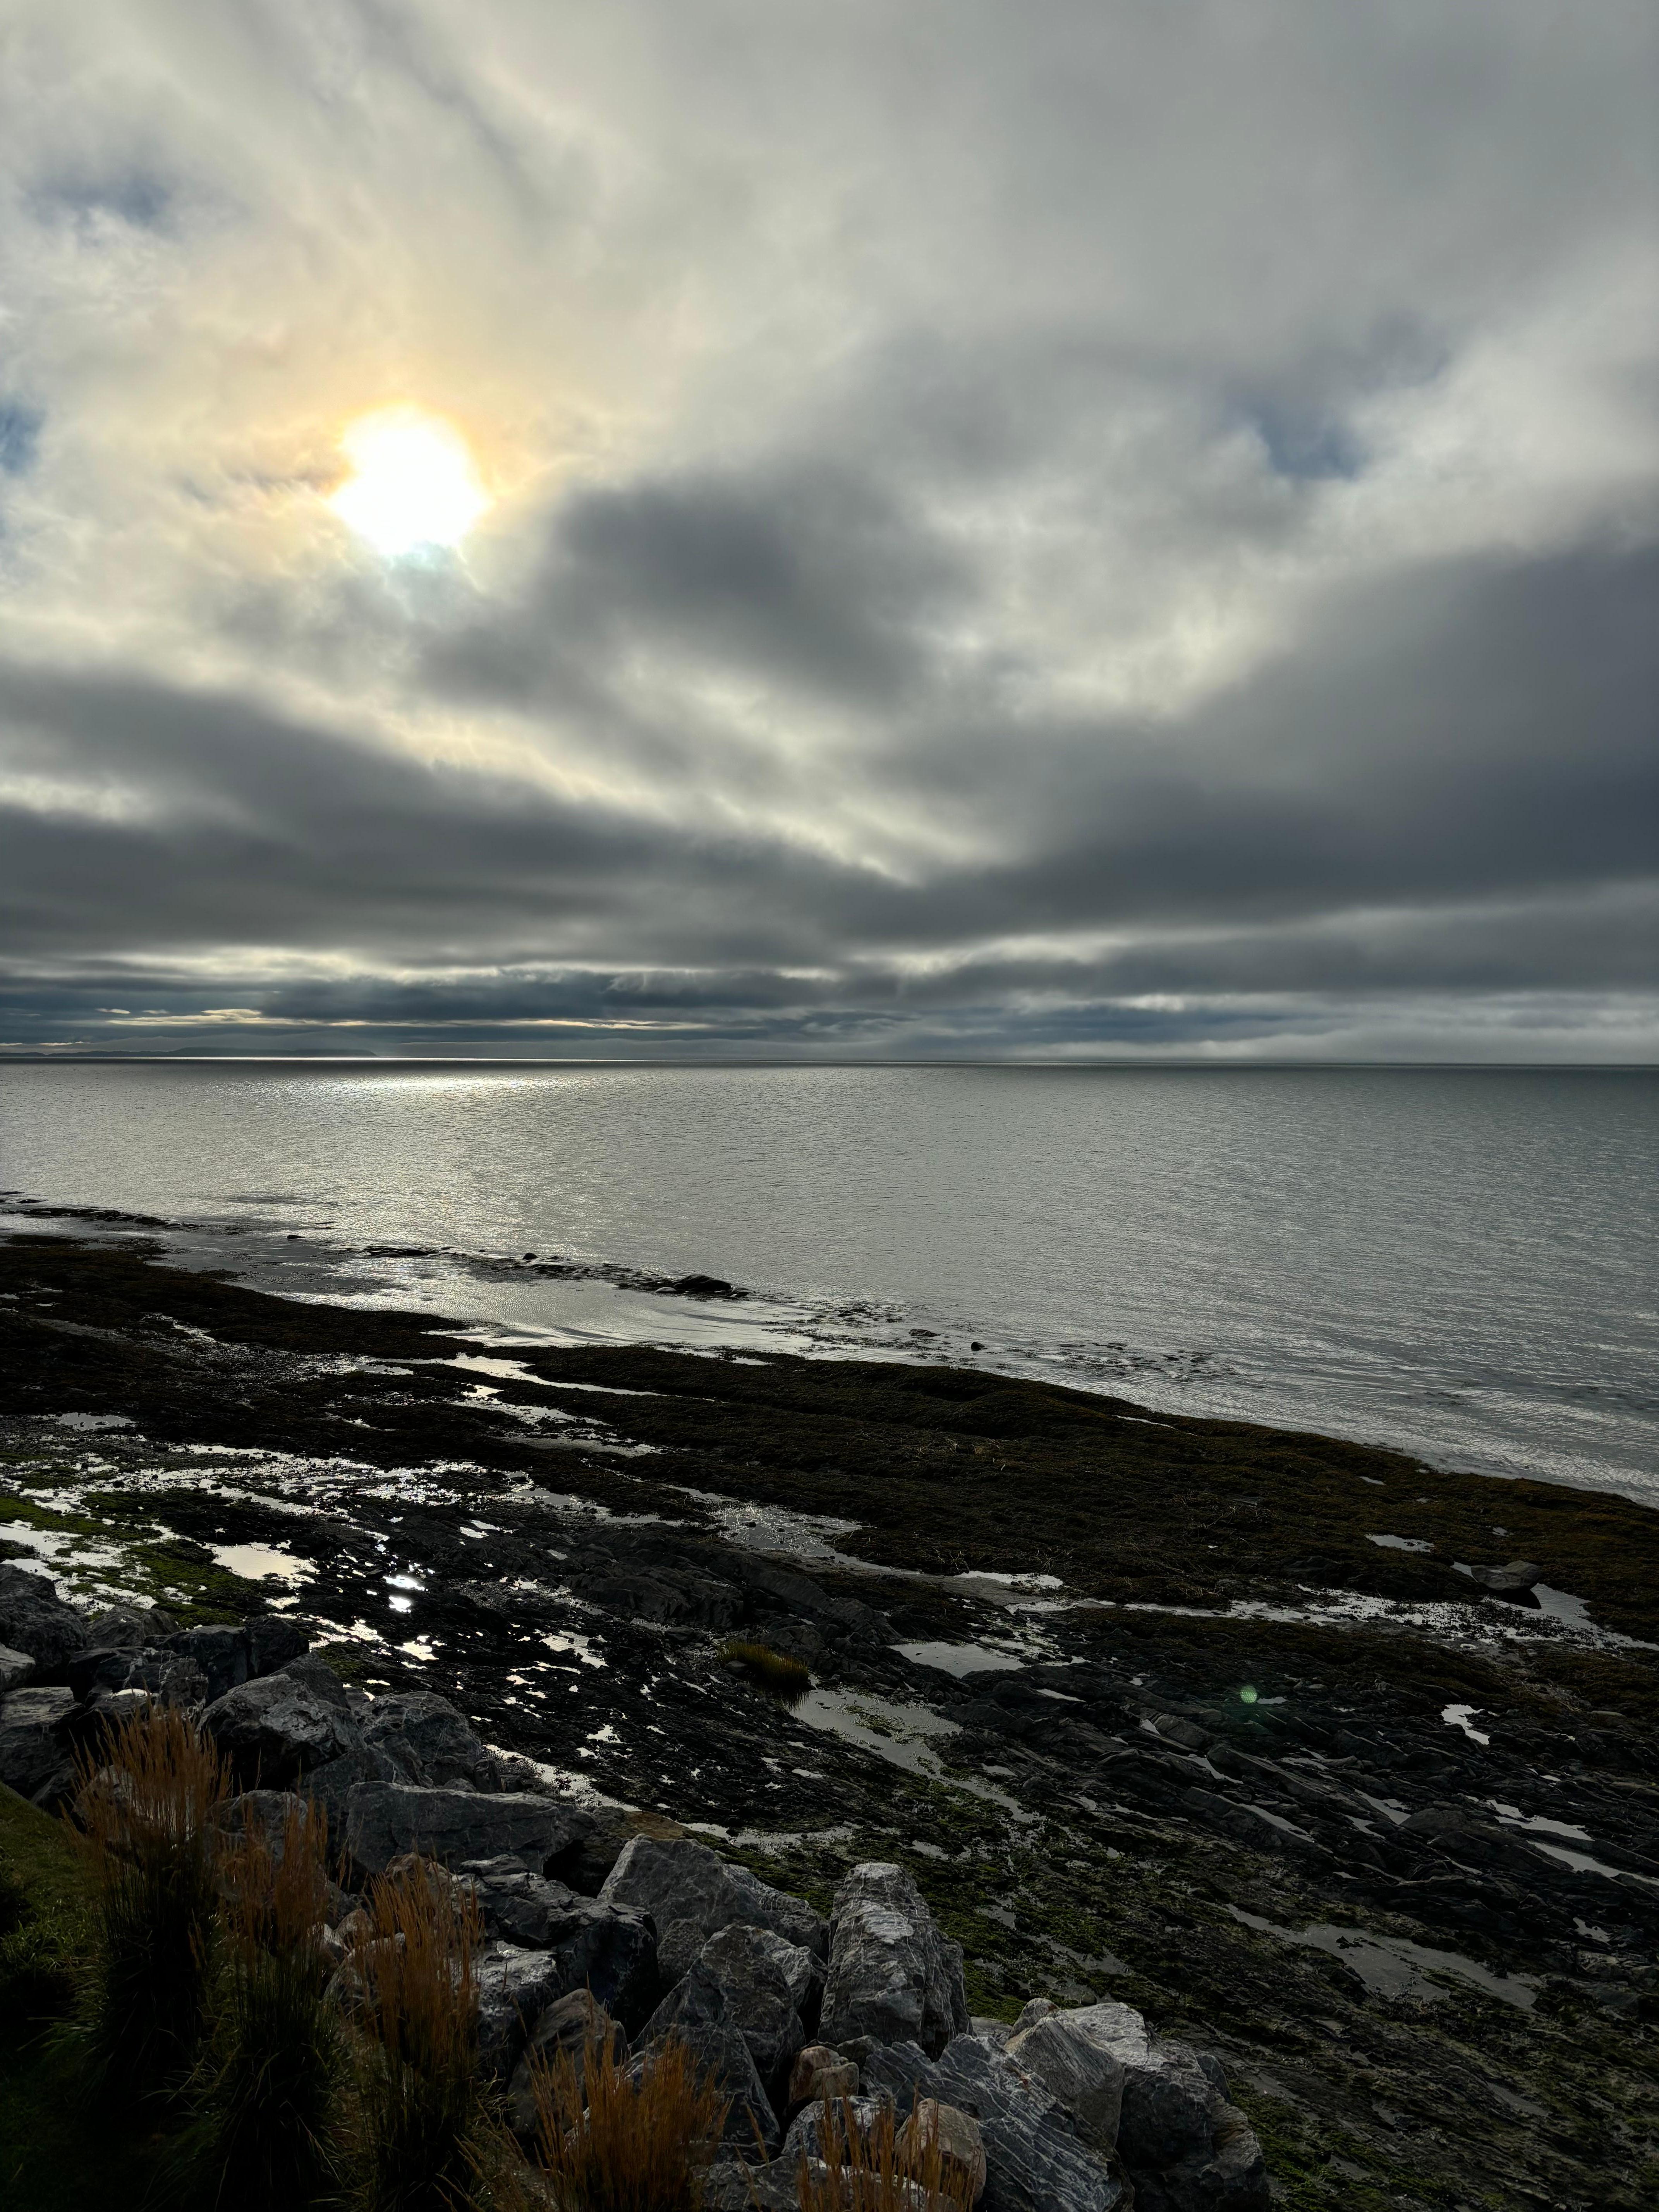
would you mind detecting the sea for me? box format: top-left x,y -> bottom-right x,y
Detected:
2,1061 -> 1655,1506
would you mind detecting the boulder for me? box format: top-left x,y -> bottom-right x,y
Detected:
0,1644 -> 33,1695
212,1788 -> 320,1861
704,2157 -> 805,2212
204,1663 -> 361,1787
303,1741 -> 405,1826
1006,1999 -> 1148,2154
0,1685 -> 76,1806
457,1857 -> 658,2031
863,2036 -> 1128,2212
1073,2023 -> 1267,2212
360,1691 -> 502,1792
165,1625 -> 251,1704
0,1567 -> 87,1677
668,1930 -> 806,2104
601,1835 -> 826,1961
245,1614 -> 309,1675
706,1918 -> 821,2020
899,2100 -> 988,2205
84,1603 -> 172,1646
1470,1559 -> 1543,1595
819,1862 -> 969,2059
344,1783 -> 586,1879
475,1941 -> 569,2078
788,2042 -> 860,2107
505,1987 -> 625,2138
643,2018 -> 780,2159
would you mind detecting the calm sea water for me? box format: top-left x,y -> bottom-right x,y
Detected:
2,1063 -> 1655,1504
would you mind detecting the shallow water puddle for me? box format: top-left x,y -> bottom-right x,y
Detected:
210,1540 -> 314,1585
895,1640 -> 1025,1677
1230,1908 -> 1538,2010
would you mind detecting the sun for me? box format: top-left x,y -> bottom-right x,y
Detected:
328,407 -> 489,556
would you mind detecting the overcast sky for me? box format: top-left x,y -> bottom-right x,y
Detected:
1,0 -> 1655,1060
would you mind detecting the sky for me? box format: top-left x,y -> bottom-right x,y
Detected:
0,1 -> 1655,1062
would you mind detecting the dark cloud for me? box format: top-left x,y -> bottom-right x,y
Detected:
0,2 -> 1655,1059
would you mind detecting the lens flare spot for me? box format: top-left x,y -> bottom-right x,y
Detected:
329,407 -> 488,555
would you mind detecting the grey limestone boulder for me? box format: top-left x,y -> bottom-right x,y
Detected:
475,1941 -> 569,2078
165,1624 -> 252,1704
600,1835 -> 826,1969
1006,1998 -> 1149,2153
344,1782 -> 586,1877
84,1603 -> 173,1646
863,2035 -> 1128,2212
651,1937 -> 805,2106
204,1659 -> 361,1786
704,1918 -> 821,2019
819,1861 -> 968,2059
0,1685 -> 76,1807
643,2016 -> 780,2159
360,1690 -> 502,1792
0,1645 -> 34,1695
505,1987 -> 625,2136
457,1856 -> 658,2031
1062,2013 -> 1266,2212
0,1567 -> 87,1678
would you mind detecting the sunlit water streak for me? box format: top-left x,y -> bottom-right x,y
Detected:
2,1061 -> 1654,1502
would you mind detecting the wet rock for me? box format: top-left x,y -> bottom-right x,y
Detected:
863,2036 -> 1128,2212
819,1861 -> 969,2058
0,1567 -> 88,1678
360,1690 -> 503,1792
475,1940 -> 568,2077
344,1782 -> 587,1878
1006,2002 -> 1140,2155
204,1663 -> 361,1787
505,1987 -> 625,2138
245,1614 -> 309,1675
0,1644 -> 33,1694
899,2100 -> 988,2205
600,1835 -> 826,1963
0,1684 -> 75,1805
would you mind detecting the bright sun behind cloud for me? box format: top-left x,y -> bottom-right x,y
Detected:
329,407 -> 489,556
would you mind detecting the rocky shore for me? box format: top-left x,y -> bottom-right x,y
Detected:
3,1234 -> 1657,2207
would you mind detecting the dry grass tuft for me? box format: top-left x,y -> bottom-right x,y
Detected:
192,1795 -> 343,2209
345,1855 -> 496,2212
71,1699 -> 232,2103
795,2097 -> 977,2212
527,2028 -> 728,2212
718,1640 -> 812,1703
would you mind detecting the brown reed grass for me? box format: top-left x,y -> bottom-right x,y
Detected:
717,1640 -> 812,1703
71,1698 -> 232,2103
527,2028 -> 729,2212
794,2096 -> 977,2212
345,1855 -> 495,2212
192,1794 -> 343,2209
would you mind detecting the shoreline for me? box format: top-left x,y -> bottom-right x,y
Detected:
3,1235 -> 1657,2206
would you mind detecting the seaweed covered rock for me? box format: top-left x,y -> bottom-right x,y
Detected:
819,1860 -> 968,2058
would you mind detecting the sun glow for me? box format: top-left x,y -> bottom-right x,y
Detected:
329,407 -> 489,555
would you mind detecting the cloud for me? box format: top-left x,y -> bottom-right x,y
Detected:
0,0 -> 1654,1059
